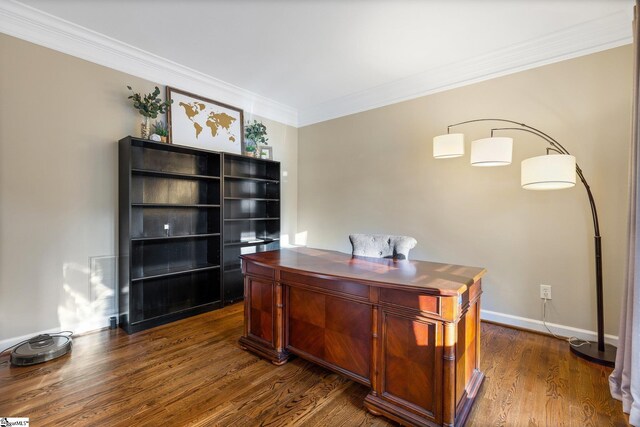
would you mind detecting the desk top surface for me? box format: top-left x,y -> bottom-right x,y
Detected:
241,247 -> 486,296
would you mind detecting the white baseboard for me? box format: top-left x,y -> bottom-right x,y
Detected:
2,310 -> 618,357
481,309 -> 618,346
0,316 -> 112,353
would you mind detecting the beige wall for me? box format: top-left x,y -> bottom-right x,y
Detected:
0,34 -> 297,342
298,45 -> 632,337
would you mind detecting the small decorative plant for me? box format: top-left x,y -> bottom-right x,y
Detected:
127,85 -> 172,139
152,120 -> 169,136
151,120 -> 169,143
244,141 -> 257,153
245,120 -> 269,146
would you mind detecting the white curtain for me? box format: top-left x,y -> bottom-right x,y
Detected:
610,3 -> 640,425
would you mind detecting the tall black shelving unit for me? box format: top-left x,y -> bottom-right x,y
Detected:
119,137 -> 281,333
222,153 -> 281,302
119,137 -> 223,333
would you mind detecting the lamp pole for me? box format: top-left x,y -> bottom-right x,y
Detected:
446,118 -> 616,367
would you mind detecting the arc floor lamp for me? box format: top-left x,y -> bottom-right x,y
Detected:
433,118 -> 616,367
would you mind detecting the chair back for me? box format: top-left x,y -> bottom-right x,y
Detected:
349,234 -> 417,260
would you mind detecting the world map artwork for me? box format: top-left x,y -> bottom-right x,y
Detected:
169,89 -> 242,153
178,101 -> 237,143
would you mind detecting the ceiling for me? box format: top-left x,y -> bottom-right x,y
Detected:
6,0 -> 635,126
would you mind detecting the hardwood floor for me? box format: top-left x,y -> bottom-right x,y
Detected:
0,303 -> 628,426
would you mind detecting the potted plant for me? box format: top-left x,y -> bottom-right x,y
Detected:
151,120 -> 169,143
244,120 -> 268,157
244,140 -> 258,157
127,85 -> 172,139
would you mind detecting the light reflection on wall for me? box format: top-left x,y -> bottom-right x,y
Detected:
294,231 -> 308,246
280,231 -> 308,248
58,257 -> 116,334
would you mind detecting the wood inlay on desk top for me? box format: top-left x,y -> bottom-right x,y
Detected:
240,247 -> 486,296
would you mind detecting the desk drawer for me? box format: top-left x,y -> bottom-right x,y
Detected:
380,288 -> 440,316
245,261 -> 275,280
281,271 -> 369,299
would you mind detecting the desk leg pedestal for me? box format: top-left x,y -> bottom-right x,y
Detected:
361,304 -> 484,427
452,369 -> 485,427
364,371 -> 484,427
365,394 -> 441,427
239,275 -> 290,365
238,336 -> 290,365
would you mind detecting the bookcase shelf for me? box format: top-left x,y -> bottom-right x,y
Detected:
132,203 -> 220,208
224,238 -> 279,247
223,217 -> 280,222
224,174 -> 279,183
132,168 -> 221,181
224,197 -> 279,201
132,233 -> 221,242
131,263 -> 220,282
119,137 -> 281,332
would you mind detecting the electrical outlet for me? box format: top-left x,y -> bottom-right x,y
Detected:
540,284 -> 552,300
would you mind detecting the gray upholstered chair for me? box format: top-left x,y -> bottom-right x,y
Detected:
349,234 -> 417,260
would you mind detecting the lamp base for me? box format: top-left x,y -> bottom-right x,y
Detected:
570,342 -> 616,367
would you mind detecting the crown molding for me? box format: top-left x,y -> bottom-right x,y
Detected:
0,0 -> 299,127
298,9 -> 633,127
1,1 -> 632,129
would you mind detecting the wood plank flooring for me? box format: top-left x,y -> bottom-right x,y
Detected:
0,303 -> 629,426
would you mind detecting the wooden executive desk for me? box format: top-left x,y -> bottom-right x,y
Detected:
239,248 -> 486,427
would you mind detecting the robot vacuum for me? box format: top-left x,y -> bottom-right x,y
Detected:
10,334 -> 72,366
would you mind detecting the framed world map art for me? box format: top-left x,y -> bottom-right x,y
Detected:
166,87 -> 243,153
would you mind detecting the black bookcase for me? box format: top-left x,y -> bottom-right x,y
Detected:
222,153 -> 281,302
119,137 -> 281,333
119,137 -> 223,333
